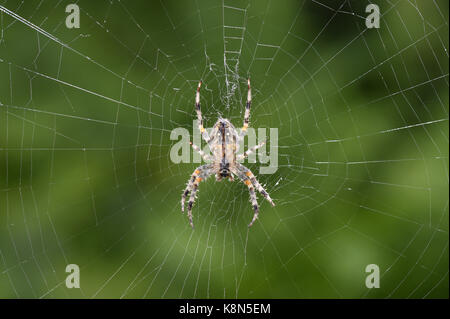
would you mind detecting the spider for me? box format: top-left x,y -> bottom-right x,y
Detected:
181,79 -> 275,228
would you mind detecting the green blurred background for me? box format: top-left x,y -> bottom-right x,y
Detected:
0,0 -> 448,298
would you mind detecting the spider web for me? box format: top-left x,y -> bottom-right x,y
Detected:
0,0 -> 448,298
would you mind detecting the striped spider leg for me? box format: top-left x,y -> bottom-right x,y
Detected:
237,140 -> 266,161
181,163 -> 214,229
232,163 -> 275,227
235,79 -> 274,226
195,81 -> 210,143
180,81 -> 214,229
239,78 -> 252,140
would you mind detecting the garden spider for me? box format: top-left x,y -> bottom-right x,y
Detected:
181,79 -> 275,228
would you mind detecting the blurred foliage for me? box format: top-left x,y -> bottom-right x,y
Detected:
0,0 -> 448,298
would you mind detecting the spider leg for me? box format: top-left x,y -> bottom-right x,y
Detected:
237,140 -> 265,161
181,169 -> 200,212
237,163 -> 275,206
233,166 -> 259,227
190,141 -> 211,162
181,164 -> 211,211
195,81 -> 210,143
181,164 -> 213,228
239,78 -> 251,139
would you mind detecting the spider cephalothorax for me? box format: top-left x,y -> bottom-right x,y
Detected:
181,79 -> 275,228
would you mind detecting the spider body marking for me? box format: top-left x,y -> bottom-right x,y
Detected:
181,79 -> 275,228
210,118 -> 238,180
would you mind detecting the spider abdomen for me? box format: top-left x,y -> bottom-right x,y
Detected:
209,119 -> 239,180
